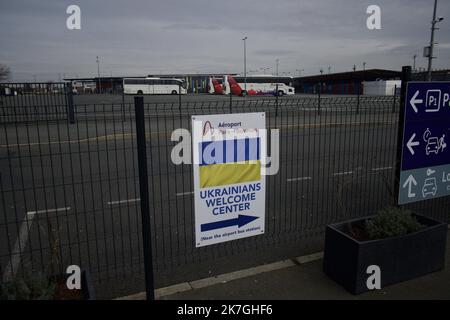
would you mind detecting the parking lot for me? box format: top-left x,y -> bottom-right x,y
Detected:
1,93 -> 448,298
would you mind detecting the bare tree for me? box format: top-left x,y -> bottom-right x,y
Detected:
0,64 -> 11,81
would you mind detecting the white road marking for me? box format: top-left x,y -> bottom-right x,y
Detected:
107,198 -> 140,205
176,191 -> 194,197
26,206 -> 71,215
2,207 -> 70,282
286,177 -> 312,182
372,166 -> 393,172
332,171 -> 353,176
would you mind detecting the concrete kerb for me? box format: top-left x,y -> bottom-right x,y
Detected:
115,251 -> 324,300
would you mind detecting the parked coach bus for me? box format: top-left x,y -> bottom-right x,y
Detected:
223,75 -> 295,96
123,77 -> 187,95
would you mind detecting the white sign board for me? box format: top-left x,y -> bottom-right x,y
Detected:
192,112 -> 266,247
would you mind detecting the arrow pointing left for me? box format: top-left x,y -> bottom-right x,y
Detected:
201,214 -> 259,232
407,133 -> 420,155
410,90 -> 422,113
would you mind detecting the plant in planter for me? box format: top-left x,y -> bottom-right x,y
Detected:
323,206 -> 447,294
0,269 -> 94,300
1,271 -> 57,300
365,207 -> 424,240
1,218 -> 94,300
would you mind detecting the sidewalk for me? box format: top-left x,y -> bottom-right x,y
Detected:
119,232 -> 449,300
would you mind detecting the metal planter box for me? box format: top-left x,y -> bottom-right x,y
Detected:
323,214 -> 447,294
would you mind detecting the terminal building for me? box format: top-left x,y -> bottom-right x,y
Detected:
292,69 -> 401,95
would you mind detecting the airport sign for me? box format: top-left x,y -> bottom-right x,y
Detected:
399,82 -> 450,204
192,112 -> 266,247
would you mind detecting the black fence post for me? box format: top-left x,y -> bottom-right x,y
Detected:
317,83 -> 321,116
121,88 -> 125,121
66,83 -> 75,124
178,84 -> 182,112
356,83 -> 360,115
392,85 -> 397,113
393,66 -> 411,206
134,96 -> 155,300
275,89 -> 279,118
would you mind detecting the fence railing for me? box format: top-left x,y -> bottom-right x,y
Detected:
0,92 -> 448,298
0,83 -> 70,123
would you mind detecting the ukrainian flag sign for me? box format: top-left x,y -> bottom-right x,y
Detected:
192,113 -> 266,247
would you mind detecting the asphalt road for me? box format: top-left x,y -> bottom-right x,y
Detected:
1,94 -> 448,298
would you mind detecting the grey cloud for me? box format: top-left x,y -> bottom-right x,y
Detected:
162,23 -> 221,31
0,0 -> 449,81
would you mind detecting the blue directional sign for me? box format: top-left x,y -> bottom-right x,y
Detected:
399,82 -> 450,204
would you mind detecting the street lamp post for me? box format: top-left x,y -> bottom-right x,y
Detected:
275,59 -> 279,95
427,0 -> 443,81
242,36 -> 247,94
363,62 -> 366,71
96,56 -> 101,93
413,54 -> 417,71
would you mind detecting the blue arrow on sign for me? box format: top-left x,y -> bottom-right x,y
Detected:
201,215 -> 259,232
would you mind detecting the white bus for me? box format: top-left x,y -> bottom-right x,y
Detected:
224,75 -> 295,96
123,77 -> 187,95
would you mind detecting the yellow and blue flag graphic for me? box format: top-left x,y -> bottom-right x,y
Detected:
199,138 -> 260,188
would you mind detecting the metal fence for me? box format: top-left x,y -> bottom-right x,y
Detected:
0,83 -> 71,123
0,88 -> 448,298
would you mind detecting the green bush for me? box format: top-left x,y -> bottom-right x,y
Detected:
0,271 -> 56,300
365,207 -> 424,240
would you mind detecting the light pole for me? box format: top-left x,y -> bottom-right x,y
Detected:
328,66 -> 331,74
427,0 -> 444,81
275,59 -> 279,96
363,62 -> 366,71
96,56 -> 101,93
413,54 -> 417,71
242,36 -> 247,94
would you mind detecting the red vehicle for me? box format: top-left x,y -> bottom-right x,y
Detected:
224,75 -> 295,96
208,77 -> 224,94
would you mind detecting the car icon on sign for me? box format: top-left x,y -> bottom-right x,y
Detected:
422,178 -> 437,198
425,137 -> 439,155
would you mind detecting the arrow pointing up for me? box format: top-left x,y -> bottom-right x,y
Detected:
201,215 -> 259,232
407,133 -> 420,155
402,174 -> 417,198
410,90 -> 422,113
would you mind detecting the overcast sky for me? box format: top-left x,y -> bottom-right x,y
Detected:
1,0 -> 449,81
